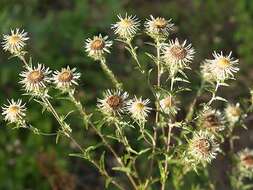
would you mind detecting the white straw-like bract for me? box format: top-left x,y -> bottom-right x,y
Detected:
145,15 -> 174,40
204,51 -> 239,81
20,64 -> 51,93
85,34 -> 112,60
112,13 -> 140,40
162,38 -> 195,71
127,96 -> 151,122
188,130 -> 220,165
2,99 -> 26,123
2,28 -> 29,54
53,66 -> 81,91
97,89 -> 129,116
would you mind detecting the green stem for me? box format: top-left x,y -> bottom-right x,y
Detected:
186,79 -> 205,122
19,55 -> 29,67
148,41 -> 162,183
42,96 -> 126,190
208,81 -> 220,106
18,54 -> 125,190
68,93 -> 138,190
100,58 -> 122,89
161,124 -> 173,190
126,39 -> 144,73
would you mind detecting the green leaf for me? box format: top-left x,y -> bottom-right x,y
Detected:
138,148 -> 151,155
99,151 -> 106,171
112,166 -> 131,174
105,178 -> 112,188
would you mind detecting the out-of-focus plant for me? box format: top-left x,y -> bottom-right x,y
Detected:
1,13 -> 252,190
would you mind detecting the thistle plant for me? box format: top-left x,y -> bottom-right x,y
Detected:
1,14 -> 252,190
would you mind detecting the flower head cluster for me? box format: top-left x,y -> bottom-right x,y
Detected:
20,64 -> 51,94
97,89 -> 129,117
2,28 -> 29,55
145,15 -> 174,41
127,96 -> 151,122
225,103 -> 241,125
198,108 -> 225,132
162,38 -> 195,72
97,90 -> 151,123
187,130 -> 220,165
237,148 -> 253,178
202,51 -> 239,81
85,34 -> 112,60
112,14 -> 140,40
53,66 -> 81,91
2,99 -> 26,124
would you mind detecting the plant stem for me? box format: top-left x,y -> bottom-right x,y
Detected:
19,55 -> 29,67
68,93 -> 138,190
18,53 -> 126,190
42,96 -> 126,190
149,41 -> 162,183
126,39 -> 144,73
186,79 -> 205,122
161,124 -> 173,190
99,58 -> 122,89
208,81 -> 220,106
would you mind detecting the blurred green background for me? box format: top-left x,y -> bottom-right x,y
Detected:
1,0 -> 253,189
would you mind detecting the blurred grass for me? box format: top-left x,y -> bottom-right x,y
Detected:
0,0 -> 253,189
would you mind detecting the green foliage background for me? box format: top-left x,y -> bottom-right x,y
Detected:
0,0 -> 253,189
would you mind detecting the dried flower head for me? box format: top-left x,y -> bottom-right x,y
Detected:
53,66 -> 81,91
238,148 -> 253,178
198,108 -> 225,132
2,99 -> 26,123
97,89 -> 129,116
112,13 -> 140,40
145,15 -> 174,40
225,103 -> 241,125
200,62 -> 216,82
204,51 -> 239,81
2,28 -> 29,54
188,130 -> 220,165
20,64 -> 51,93
127,96 -> 151,122
162,38 -> 195,70
160,95 -> 179,115
85,34 -> 112,60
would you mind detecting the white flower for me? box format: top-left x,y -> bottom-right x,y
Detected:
204,51 -> 239,81
162,38 -> 195,70
225,103 -> 241,125
127,96 -> 151,122
2,28 -> 29,54
144,15 -> 174,40
159,95 -> 179,115
2,99 -> 26,123
97,89 -> 129,116
20,64 -> 51,93
85,34 -> 112,60
198,107 -> 225,132
53,66 -> 81,90
112,13 -> 140,40
188,130 -> 220,165
238,148 -> 253,178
